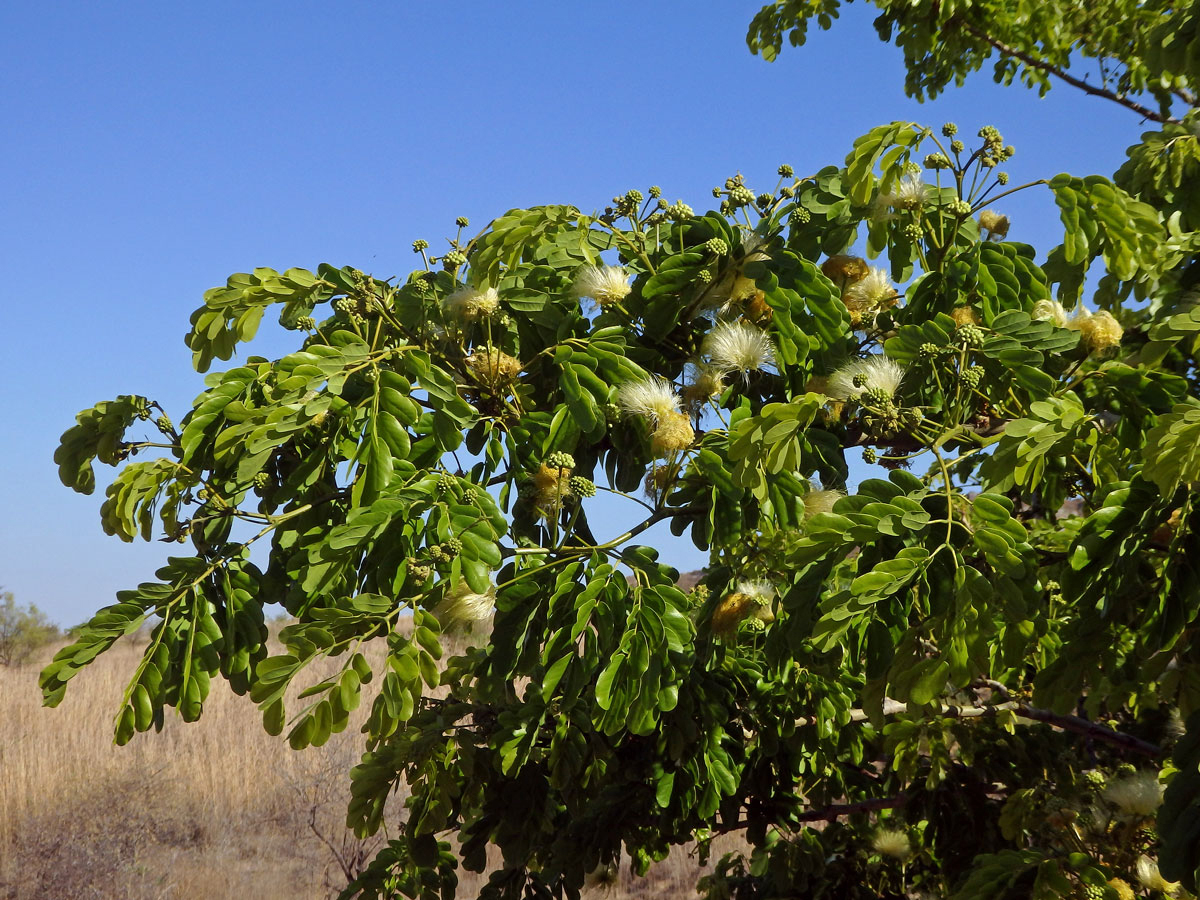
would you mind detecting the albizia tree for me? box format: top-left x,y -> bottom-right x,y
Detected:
44,10 -> 1200,895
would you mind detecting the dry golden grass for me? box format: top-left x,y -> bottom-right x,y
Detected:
0,632 -> 736,899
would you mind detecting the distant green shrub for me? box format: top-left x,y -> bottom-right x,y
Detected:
0,591 -> 60,667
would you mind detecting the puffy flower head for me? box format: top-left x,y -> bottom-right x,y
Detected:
1107,878 -> 1134,900
711,591 -> 756,639
828,356 -> 907,402
616,376 -> 681,426
821,254 -> 869,287
573,264 -> 631,307
466,349 -> 522,385
871,829 -> 913,861
803,488 -> 845,519
979,209 -> 1011,237
651,411 -> 695,456
1077,309 -> 1124,354
885,174 -> 932,211
1135,855 -> 1179,893
1104,771 -> 1162,817
703,321 -> 776,375
432,582 -> 495,631
842,268 -> 899,325
1032,299 -> 1068,328
444,285 -> 500,322
682,364 -> 726,414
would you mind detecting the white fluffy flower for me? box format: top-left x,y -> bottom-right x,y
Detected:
1135,855 -> 1179,893
432,582 -> 495,630
616,376 -> 681,426
572,265 -> 632,307
885,174 -> 932,211
1104,772 -> 1163,817
703,321 -> 776,374
828,356 -> 907,401
871,829 -> 913,861
803,488 -> 845,519
1031,299 -> 1068,328
443,285 -> 500,322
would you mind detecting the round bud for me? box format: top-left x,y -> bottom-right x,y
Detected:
712,187 -> 723,198
568,475 -> 596,498
455,216 -> 470,228
997,172 -> 1010,185
756,192 -> 773,208
778,164 -> 794,178
942,122 -> 958,137
704,238 -> 729,256
545,451 -> 576,470
790,207 -> 811,224
253,471 -> 270,489
443,537 -> 463,557
412,239 -> 429,252
648,185 -> 662,198
949,198 -> 973,216
862,447 -> 878,464
155,414 -> 173,435
923,152 -> 951,170
779,185 -> 795,198
951,140 -> 965,154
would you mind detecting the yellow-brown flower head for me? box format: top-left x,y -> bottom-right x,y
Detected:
531,461 -> 574,517
651,411 -> 695,456
711,591 -> 756,639
432,581 -> 495,631
643,464 -> 674,500
466,348 -> 522,386
871,829 -> 913,861
1107,878 -> 1134,900
1076,309 -> 1124,354
821,254 -> 869,289
951,307 -> 981,328
682,364 -> 726,415
978,209 -> 1011,238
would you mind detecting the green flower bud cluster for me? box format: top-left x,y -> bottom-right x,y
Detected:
705,238 -> 729,256
902,223 -> 923,241
295,316 -> 317,331
412,239 -> 429,253
960,365 -> 984,388
756,192 -> 774,209
951,140 -> 965,154
862,386 -> 894,408
1082,770 -> 1108,791
997,172 -> 1010,185
862,447 -> 878,464
455,216 -> 470,228
923,152 -> 951,170
435,473 -> 455,497
728,185 -> 756,207
333,297 -> 357,314
408,562 -> 432,583
252,471 -> 271,489
568,475 -> 596,498
666,200 -> 694,221
656,197 -> 669,210
779,185 -> 795,198
902,161 -> 921,176
648,185 -> 662,198
790,207 -> 811,224
955,323 -> 986,348
948,198 -> 973,216
918,342 -> 942,360
942,122 -> 958,137
545,451 -> 575,470
696,269 -> 713,283
739,616 -> 766,634
441,249 -> 467,271
778,164 -> 794,178
155,414 -> 173,435
429,539 -> 461,563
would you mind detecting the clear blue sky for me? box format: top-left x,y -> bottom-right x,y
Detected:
0,2 -> 1151,626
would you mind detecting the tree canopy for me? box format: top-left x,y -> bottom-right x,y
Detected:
40,4 -> 1200,898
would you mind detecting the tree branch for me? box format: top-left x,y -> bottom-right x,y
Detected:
793,794 -> 908,823
952,18 -> 1180,125
797,692 -> 1162,758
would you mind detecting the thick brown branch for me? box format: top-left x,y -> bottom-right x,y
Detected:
953,18 -> 1179,125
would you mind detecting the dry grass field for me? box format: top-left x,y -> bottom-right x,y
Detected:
0,629 -> 734,899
